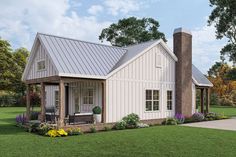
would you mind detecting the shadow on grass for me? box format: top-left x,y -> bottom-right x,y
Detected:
0,124 -> 26,135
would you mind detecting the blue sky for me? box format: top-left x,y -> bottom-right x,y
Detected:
0,0 -> 226,74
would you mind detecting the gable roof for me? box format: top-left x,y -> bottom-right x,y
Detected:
192,64 -> 213,87
23,33 -> 212,87
38,33 -> 127,77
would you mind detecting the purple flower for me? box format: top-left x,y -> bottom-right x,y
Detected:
175,113 -> 185,124
16,114 -> 27,124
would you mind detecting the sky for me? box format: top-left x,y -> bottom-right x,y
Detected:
0,0 -> 226,74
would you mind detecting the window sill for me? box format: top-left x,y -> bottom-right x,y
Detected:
144,110 -> 161,113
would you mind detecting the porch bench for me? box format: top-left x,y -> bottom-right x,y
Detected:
69,113 -> 94,124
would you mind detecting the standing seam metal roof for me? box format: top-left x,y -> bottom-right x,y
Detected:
38,33 -> 127,76
36,33 -> 212,87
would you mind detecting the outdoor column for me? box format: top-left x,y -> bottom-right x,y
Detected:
206,88 -> 210,113
200,88 -> 204,113
40,82 -> 46,122
58,79 -> 65,127
26,84 -> 31,121
101,81 -> 106,123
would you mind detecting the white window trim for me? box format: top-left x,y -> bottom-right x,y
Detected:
37,59 -> 46,72
54,90 -> 59,111
82,87 -> 95,105
167,90 -> 173,111
144,88 -> 161,113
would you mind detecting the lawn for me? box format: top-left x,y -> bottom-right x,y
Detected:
1,107 -> 236,157
210,105 -> 236,117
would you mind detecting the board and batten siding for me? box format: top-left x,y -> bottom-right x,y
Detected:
106,44 -> 176,123
45,85 -> 59,114
68,81 -> 102,115
26,43 -> 57,80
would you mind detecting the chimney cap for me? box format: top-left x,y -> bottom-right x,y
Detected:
174,27 -> 191,35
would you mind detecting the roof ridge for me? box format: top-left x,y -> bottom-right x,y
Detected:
122,39 -> 160,48
37,32 -> 127,51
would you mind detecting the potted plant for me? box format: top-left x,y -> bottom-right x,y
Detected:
92,106 -> 102,123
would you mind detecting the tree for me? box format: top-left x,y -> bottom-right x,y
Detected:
99,17 -> 166,47
208,0 -> 236,63
0,38 -> 15,91
12,48 -> 29,95
208,62 -> 236,106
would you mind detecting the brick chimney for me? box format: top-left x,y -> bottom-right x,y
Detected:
173,28 -> 192,116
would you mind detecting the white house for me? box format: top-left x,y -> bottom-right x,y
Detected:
22,28 -> 213,126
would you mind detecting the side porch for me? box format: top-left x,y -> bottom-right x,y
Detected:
25,76 -> 106,128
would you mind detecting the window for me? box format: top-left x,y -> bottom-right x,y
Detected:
145,90 -> 159,111
37,60 -> 46,71
55,91 -> 59,110
167,91 -> 172,110
83,88 -> 94,105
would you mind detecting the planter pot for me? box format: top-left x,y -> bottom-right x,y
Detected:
93,114 -> 101,123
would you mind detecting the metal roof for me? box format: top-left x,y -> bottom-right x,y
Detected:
192,64 -> 213,87
24,33 -> 212,87
112,40 -> 159,70
38,33 -> 127,77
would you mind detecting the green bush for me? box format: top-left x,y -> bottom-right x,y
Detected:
162,118 -> 178,125
122,113 -> 140,128
92,106 -> 101,114
192,113 -> 205,122
90,126 -> 97,133
115,120 -> 127,130
104,126 -> 112,131
37,123 -> 55,135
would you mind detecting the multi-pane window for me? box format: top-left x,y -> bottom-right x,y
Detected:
145,90 -> 159,111
167,91 -> 172,110
54,91 -> 59,110
83,88 -> 94,105
37,60 -> 46,71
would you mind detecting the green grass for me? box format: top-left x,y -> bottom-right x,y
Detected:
1,107 -> 236,157
210,105 -> 236,117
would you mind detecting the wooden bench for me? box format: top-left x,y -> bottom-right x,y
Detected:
69,113 -> 93,124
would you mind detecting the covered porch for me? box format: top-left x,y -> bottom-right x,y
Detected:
25,76 -> 106,128
196,87 -> 211,114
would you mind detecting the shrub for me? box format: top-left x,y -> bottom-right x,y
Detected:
66,127 -> 81,136
162,118 -> 178,125
37,123 -> 55,135
192,113 -> 204,122
219,97 -> 234,106
137,123 -> 149,128
122,113 -> 140,128
115,120 -> 127,130
175,113 -> 185,124
46,129 -> 68,137
92,106 -> 101,114
27,121 -> 41,133
90,126 -> 97,133
205,112 -> 217,120
104,126 -> 112,131
16,114 -> 27,126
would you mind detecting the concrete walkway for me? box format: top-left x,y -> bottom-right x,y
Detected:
182,118 -> 236,131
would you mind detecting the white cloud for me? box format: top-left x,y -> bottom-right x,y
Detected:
167,25 -> 225,74
104,0 -> 141,16
88,5 -> 104,15
0,0 -> 111,49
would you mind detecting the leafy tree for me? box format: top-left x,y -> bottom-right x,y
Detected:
99,17 -> 166,47
0,38 -> 15,91
208,62 -> 236,106
12,48 -> 29,95
208,0 -> 236,63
